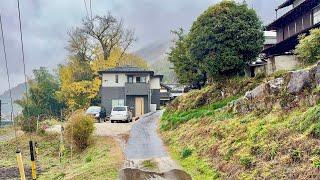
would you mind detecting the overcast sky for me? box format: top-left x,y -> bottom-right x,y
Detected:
0,0 -> 283,94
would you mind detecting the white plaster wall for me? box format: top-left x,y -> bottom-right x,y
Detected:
150,77 -> 161,89
102,73 -> 127,87
266,55 -> 299,75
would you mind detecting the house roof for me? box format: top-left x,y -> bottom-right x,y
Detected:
98,66 -> 154,75
163,83 -> 186,93
266,0 -> 319,30
160,83 -> 172,90
278,0 -> 294,9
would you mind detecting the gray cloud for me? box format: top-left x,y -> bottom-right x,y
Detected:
0,0 -> 280,94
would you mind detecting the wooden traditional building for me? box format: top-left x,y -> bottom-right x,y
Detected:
262,0 -> 320,73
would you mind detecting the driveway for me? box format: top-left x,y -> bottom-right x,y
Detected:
120,111 -> 191,180
125,111 -> 167,159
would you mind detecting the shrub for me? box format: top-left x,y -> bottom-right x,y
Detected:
239,155 -> 254,169
18,116 -> 37,132
295,28 -> 320,65
181,147 -> 192,159
65,111 -> 95,151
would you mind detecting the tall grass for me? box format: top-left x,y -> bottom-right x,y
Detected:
161,95 -> 238,130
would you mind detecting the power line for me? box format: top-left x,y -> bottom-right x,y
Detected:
16,0 -> 32,136
0,13 -> 18,145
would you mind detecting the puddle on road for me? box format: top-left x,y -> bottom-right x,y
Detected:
119,168 -> 192,180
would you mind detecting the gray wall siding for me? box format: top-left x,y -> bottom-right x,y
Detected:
100,87 -> 126,114
126,95 -> 149,117
151,89 -> 160,110
125,83 -> 150,95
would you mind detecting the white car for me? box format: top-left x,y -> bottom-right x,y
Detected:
110,106 -> 133,123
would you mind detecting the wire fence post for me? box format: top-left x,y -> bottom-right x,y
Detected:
16,149 -> 26,180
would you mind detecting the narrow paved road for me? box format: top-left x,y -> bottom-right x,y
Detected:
125,111 -> 167,159
121,111 -> 191,180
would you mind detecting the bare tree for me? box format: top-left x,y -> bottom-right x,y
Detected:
66,28 -> 91,61
81,13 -> 135,60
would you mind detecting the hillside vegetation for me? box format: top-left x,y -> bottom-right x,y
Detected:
161,64 -> 320,179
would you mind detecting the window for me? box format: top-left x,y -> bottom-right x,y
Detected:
112,99 -> 124,107
136,77 -> 141,83
115,75 -> 119,83
136,76 -> 146,83
128,75 -> 133,83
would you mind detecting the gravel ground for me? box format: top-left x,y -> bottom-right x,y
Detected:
47,120 -> 134,137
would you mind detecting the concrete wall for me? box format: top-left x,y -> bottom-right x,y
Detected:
266,55 -> 299,75
100,87 -> 126,114
102,73 -> 127,87
150,77 -> 161,89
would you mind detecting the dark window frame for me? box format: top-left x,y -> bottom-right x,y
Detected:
136,76 -> 141,83
136,76 -> 146,83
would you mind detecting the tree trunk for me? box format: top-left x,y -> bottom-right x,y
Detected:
102,45 -> 109,60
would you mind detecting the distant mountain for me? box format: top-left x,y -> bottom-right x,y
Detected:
0,82 -> 26,118
134,40 -> 178,83
135,40 -> 172,65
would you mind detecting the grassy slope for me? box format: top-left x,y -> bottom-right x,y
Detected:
161,80 -> 320,179
0,133 -> 123,180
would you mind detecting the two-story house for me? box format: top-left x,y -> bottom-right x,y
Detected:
262,0 -> 320,73
98,66 -> 163,117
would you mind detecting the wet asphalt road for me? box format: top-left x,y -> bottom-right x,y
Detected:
124,111 -> 167,159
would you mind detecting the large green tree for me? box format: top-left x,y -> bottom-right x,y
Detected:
187,1 -> 264,80
17,67 -> 65,119
168,29 -> 206,88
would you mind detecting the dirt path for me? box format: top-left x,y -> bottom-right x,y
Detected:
120,111 -> 191,180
